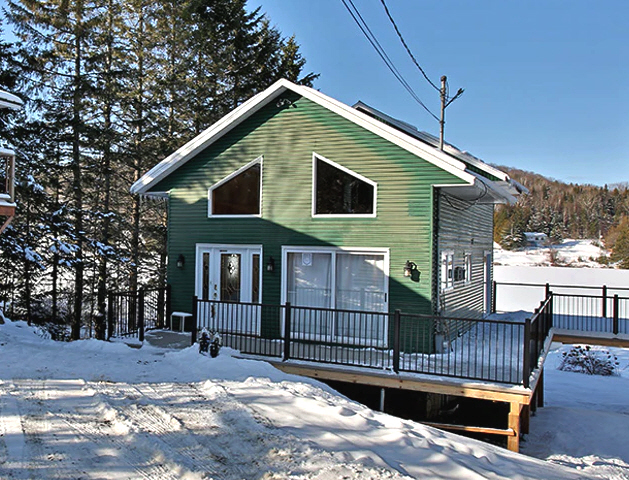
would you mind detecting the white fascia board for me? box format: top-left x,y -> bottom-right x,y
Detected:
0,147 -> 16,157
132,79 -> 477,195
293,84 -> 475,184
131,81 -> 290,194
353,101 -> 510,182
0,90 -> 23,110
474,174 -> 517,205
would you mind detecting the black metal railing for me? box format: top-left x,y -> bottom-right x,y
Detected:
552,292 -> 628,335
193,296 -> 553,387
523,294 -> 553,388
493,281 -> 629,314
107,286 -> 171,340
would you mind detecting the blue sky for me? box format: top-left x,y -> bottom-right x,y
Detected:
248,0 -> 628,187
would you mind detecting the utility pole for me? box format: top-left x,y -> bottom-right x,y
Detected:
439,75 -> 446,151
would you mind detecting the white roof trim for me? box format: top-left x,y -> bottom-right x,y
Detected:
353,101 -> 511,182
0,147 -> 16,157
132,79 -> 501,196
0,89 -> 23,110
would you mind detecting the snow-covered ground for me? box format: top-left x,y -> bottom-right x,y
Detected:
493,239 -> 629,312
494,239 -> 608,268
3,319 -> 621,480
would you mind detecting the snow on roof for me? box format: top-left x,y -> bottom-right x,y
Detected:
0,89 -> 23,110
131,79 -> 523,203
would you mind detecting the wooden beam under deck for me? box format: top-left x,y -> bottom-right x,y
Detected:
553,331 -> 629,348
270,360 -> 532,405
269,360 -> 532,452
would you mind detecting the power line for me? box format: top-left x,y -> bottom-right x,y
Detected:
340,0 -> 439,122
378,0 -> 440,93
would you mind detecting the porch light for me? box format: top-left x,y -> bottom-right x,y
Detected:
404,260 -> 417,277
266,256 -> 275,272
177,254 -> 185,269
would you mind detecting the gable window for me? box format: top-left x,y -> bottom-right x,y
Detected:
312,154 -> 376,217
208,157 -> 261,216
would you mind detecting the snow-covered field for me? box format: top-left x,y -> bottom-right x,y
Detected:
494,239 -> 629,312
1,318 -> 629,479
494,239 -> 608,268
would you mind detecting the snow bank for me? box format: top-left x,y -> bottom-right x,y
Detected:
0,319 -> 591,479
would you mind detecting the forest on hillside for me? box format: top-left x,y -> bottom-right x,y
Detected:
493,166 -> 629,267
0,0 -> 317,337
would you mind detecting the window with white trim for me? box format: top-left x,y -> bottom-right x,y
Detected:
464,252 -> 472,283
208,157 -> 261,216
441,251 -> 454,291
312,154 -> 376,216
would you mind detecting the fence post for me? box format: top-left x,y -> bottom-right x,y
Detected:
545,283 -> 550,299
190,296 -> 198,346
166,284 -> 172,330
602,285 -> 608,318
491,281 -> 497,314
523,318 -> 531,389
157,287 -> 164,329
107,291 -> 114,340
138,288 -> 145,342
283,302 -> 292,361
393,310 -> 401,374
613,294 -> 619,335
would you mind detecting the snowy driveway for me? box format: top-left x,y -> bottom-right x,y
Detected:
1,377 -> 411,480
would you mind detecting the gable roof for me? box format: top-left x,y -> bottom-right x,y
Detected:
131,79 -> 523,204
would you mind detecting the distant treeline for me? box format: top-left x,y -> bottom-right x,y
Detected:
493,166 -> 629,267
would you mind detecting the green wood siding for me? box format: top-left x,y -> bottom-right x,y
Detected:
436,192 -> 494,318
150,93 -> 465,328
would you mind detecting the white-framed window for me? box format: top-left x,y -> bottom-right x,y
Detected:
441,251 -> 454,291
311,153 -> 377,218
208,156 -> 262,217
281,246 -> 389,343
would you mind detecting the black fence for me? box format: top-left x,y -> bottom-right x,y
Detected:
552,292 -> 628,334
107,286 -> 171,340
493,281 -> 629,314
493,281 -> 629,336
193,295 -> 552,387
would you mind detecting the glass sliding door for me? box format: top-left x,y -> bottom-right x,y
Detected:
335,253 -> 387,342
284,247 -> 388,344
286,252 -> 332,338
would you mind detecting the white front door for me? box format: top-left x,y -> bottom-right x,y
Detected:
196,245 -> 261,334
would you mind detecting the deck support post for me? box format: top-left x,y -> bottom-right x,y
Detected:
379,388 -> 386,412
520,404 -> 530,435
507,402 -> 521,452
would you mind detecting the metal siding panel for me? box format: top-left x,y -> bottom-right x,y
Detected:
436,191 -> 494,318
164,95 -> 466,321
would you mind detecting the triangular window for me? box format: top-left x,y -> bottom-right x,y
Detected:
209,157 -> 261,216
313,154 -> 376,216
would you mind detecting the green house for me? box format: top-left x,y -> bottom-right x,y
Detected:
131,79 -> 524,342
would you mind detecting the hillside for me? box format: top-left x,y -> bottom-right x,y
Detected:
493,166 -> 629,266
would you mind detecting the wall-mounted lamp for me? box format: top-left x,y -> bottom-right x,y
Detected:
177,254 -> 185,269
404,260 -> 421,282
266,256 -> 275,272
